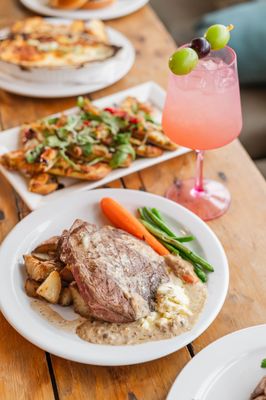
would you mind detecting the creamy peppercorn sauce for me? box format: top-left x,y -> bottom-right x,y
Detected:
31,272 -> 207,345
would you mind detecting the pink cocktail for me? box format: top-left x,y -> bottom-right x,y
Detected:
162,46 -> 242,220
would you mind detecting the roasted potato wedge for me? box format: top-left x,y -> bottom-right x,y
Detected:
24,254 -> 62,282
31,252 -> 53,261
33,236 -> 60,254
69,283 -> 91,318
60,265 -> 74,283
25,278 -> 40,298
36,270 -> 61,304
58,287 -> 73,306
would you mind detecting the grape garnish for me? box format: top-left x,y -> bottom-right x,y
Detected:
169,48 -> 198,76
205,24 -> 232,50
190,37 -> 211,59
169,24 -> 234,75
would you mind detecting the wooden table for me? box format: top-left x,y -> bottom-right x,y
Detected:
1,2 -> 266,399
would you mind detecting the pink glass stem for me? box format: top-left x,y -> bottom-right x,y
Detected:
194,150 -> 205,193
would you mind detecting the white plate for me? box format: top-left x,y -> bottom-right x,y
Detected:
20,0 -> 149,20
0,81 -> 190,210
167,324 -> 266,400
0,188 -> 229,366
0,26 -> 135,97
0,21 -> 134,85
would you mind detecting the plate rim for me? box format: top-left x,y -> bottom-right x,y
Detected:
167,324 -> 266,399
0,188 -> 229,366
20,0 -> 150,20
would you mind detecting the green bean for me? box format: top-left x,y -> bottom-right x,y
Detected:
138,207 -> 155,225
193,265 -> 207,283
140,219 -> 214,272
161,242 -> 179,255
151,208 -> 163,220
144,207 -> 176,237
140,207 -> 194,243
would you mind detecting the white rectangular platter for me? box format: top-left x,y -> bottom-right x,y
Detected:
0,81 -> 190,210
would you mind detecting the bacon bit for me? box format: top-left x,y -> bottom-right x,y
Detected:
23,128 -> 35,142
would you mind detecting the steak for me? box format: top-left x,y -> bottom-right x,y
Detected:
59,219 -> 168,323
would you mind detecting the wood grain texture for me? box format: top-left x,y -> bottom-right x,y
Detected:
0,1 -> 266,399
52,350 -> 191,400
0,314 -> 55,400
0,115 -> 54,399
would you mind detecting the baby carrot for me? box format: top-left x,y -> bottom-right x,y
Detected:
100,197 -> 169,256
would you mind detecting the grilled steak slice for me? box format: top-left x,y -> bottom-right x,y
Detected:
60,219 -> 168,323
57,219 -> 97,263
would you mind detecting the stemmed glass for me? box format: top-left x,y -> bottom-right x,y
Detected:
162,46 -> 242,221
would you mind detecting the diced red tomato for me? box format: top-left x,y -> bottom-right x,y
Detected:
129,117 -> 139,124
104,107 -> 127,119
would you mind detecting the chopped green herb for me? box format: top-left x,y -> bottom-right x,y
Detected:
66,115 -> 80,131
25,144 -> 44,164
110,151 -> 129,168
45,135 -> 68,149
101,112 -> 124,135
261,359 -> 266,368
110,144 -> 135,168
77,96 -> 85,108
115,132 -> 131,145
57,127 -> 70,141
76,129 -> 96,145
131,103 -> 139,113
82,143 -> 92,156
144,113 -> 155,123
82,112 -> 101,122
117,144 -> 136,159
59,150 -> 78,169
87,157 -> 104,166
46,117 -> 59,125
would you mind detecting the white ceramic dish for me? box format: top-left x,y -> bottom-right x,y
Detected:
20,0 -> 149,20
167,324 -> 266,400
0,19 -> 133,85
0,188 -> 229,366
0,81 -> 190,209
0,24 -> 134,94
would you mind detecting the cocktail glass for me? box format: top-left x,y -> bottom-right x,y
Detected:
162,46 -> 242,220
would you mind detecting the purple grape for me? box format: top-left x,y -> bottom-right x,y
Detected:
190,37 -> 211,58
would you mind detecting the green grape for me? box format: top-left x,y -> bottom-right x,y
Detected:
169,48 -> 198,75
205,24 -> 230,50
